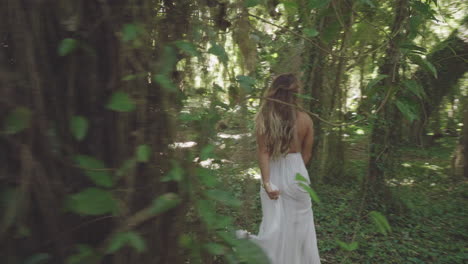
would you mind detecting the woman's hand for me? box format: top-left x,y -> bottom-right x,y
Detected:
263,182 -> 280,200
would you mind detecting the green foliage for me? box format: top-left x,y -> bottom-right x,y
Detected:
136,144 -> 151,162
358,0 -> 375,7
107,231 -> 147,253
66,244 -> 95,264
70,115 -> 88,141
231,239 -> 270,264
400,42 -> 428,55
303,28 -> 319,37
74,155 -> 113,187
154,74 -> 176,91
3,106 -> 32,134
308,0 -> 331,9
245,0 -> 261,8
116,158 -> 137,178
365,74 -> 389,97
66,187 -> 118,215
23,253 -> 51,264
336,240 -> 359,251
196,167 -> 218,187
161,162 -> 184,182
106,91 -> 136,112
395,98 -> 419,122
296,173 -> 320,203
369,211 -> 391,235
235,75 -> 256,93
208,42 -> 228,64
408,54 -> 438,78
402,79 -> 425,99
200,144 -> 216,160
206,189 -> 242,207
58,38 -> 78,56
150,193 -> 182,215
203,242 -> 226,255
121,23 -> 144,42
174,40 -> 200,57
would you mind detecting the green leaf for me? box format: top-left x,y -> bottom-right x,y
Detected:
24,253 -> 51,264
116,158 -> 137,178
295,173 -> 309,183
280,1 -> 299,10
303,28 -> 319,37
174,40 -> 200,57
233,239 -> 270,264
400,43 -> 427,54
206,189 -> 242,207
74,155 -> 113,187
107,231 -> 147,254
395,98 -> 419,122
197,199 -> 217,227
200,144 -> 216,160
235,75 -> 256,93
136,144 -> 151,162
150,193 -> 181,215
245,0 -> 261,8
70,116 -> 88,141
369,211 -> 391,235
122,73 -> 146,81
66,187 -> 118,216
298,183 -> 320,204
308,0 -> 331,9
58,38 -> 78,56
196,167 -> 218,187
66,244 -> 94,264
366,74 -> 389,91
4,107 -> 32,134
106,91 -> 136,112
408,55 -> 437,78
358,0 -> 375,7
203,243 -> 226,255
208,43 -> 228,64
154,74 -> 176,91
402,79 -> 425,99
122,24 -> 143,42
336,240 -> 359,251
161,162 -> 184,182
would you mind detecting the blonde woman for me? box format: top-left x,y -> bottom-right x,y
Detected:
237,73 -> 321,264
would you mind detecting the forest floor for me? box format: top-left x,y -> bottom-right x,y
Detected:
214,128 -> 467,264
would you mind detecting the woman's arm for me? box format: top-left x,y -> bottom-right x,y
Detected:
256,131 -> 279,200
256,131 -> 271,185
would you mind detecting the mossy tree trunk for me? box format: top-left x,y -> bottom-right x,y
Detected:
365,0 -> 409,210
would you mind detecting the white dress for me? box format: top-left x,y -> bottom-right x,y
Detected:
237,153 -> 321,264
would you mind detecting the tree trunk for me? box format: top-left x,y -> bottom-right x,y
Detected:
409,17 -> 468,145
365,0 -> 409,210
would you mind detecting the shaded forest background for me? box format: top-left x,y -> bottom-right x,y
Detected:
1,0 -> 467,263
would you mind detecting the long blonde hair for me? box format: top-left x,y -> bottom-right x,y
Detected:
255,73 -> 300,159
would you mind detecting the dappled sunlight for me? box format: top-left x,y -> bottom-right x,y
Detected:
217,132 -> 252,140
401,162 -> 412,168
169,141 -> 197,149
196,158 -> 233,169
240,167 -> 262,180
421,162 -> 443,171
387,178 -> 415,186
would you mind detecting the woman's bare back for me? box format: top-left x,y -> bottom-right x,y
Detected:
288,111 -> 314,163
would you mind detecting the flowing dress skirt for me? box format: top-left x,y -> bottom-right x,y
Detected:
239,153 -> 321,264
